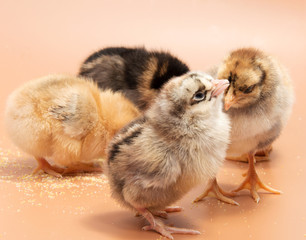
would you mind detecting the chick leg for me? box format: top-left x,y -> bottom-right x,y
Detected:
136,206 -> 183,219
194,178 -> 239,205
137,208 -> 200,240
33,157 -> 65,178
232,152 -> 282,203
151,206 -> 183,219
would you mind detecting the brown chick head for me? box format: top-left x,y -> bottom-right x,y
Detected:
217,48 -> 272,111
154,71 -> 229,117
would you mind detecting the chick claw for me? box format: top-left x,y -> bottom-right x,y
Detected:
33,157 -> 65,178
232,153 -> 282,203
194,178 -> 239,206
142,216 -> 200,240
138,208 -> 200,239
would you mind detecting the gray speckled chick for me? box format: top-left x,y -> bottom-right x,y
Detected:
106,72 -> 230,239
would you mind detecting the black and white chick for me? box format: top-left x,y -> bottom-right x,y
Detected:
78,47 -> 189,110
195,48 -> 294,204
106,72 -> 230,239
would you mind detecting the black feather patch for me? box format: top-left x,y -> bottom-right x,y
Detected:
108,144 -> 121,164
108,124 -> 144,164
80,47 -> 189,92
121,129 -> 142,145
150,53 -> 189,90
79,47 -> 190,111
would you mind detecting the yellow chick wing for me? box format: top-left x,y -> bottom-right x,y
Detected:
48,88 -> 99,140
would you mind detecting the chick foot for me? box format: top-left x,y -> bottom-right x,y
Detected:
194,178 -> 239,205
138,208 -> 200,239
33,157 -> 65,178
232,152 -> 282,203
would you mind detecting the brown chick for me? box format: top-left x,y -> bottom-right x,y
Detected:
195,48 -> 294,204
107,72 -> 230,239
5,74 -> 140,177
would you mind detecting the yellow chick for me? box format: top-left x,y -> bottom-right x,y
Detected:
5,75 -> 140,177
195,48 -> 294,203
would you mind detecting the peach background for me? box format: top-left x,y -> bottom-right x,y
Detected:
0,0 -> 305,239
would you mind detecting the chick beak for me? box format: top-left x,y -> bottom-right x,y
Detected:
224,94 -> 238,111
211,79 -> 230,97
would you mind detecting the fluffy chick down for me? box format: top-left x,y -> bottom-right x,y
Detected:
106,71 -> 230,238
195,48 -> 295,204
217,48 -> 294,158
79,47 -> 189,110
5,74 -> 140,176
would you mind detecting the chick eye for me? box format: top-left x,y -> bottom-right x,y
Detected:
244,84 -> 255,94
193,91 -> 206,101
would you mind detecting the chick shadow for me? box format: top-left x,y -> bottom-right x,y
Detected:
188,185 -> 264,235
79,158 -> 280,239
82,209 -> 204,240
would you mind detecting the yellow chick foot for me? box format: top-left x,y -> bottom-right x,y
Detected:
139,208 -> 200,240
232,153 -> 282,203
33,157 -> 65,178
194,178 -> 239,206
